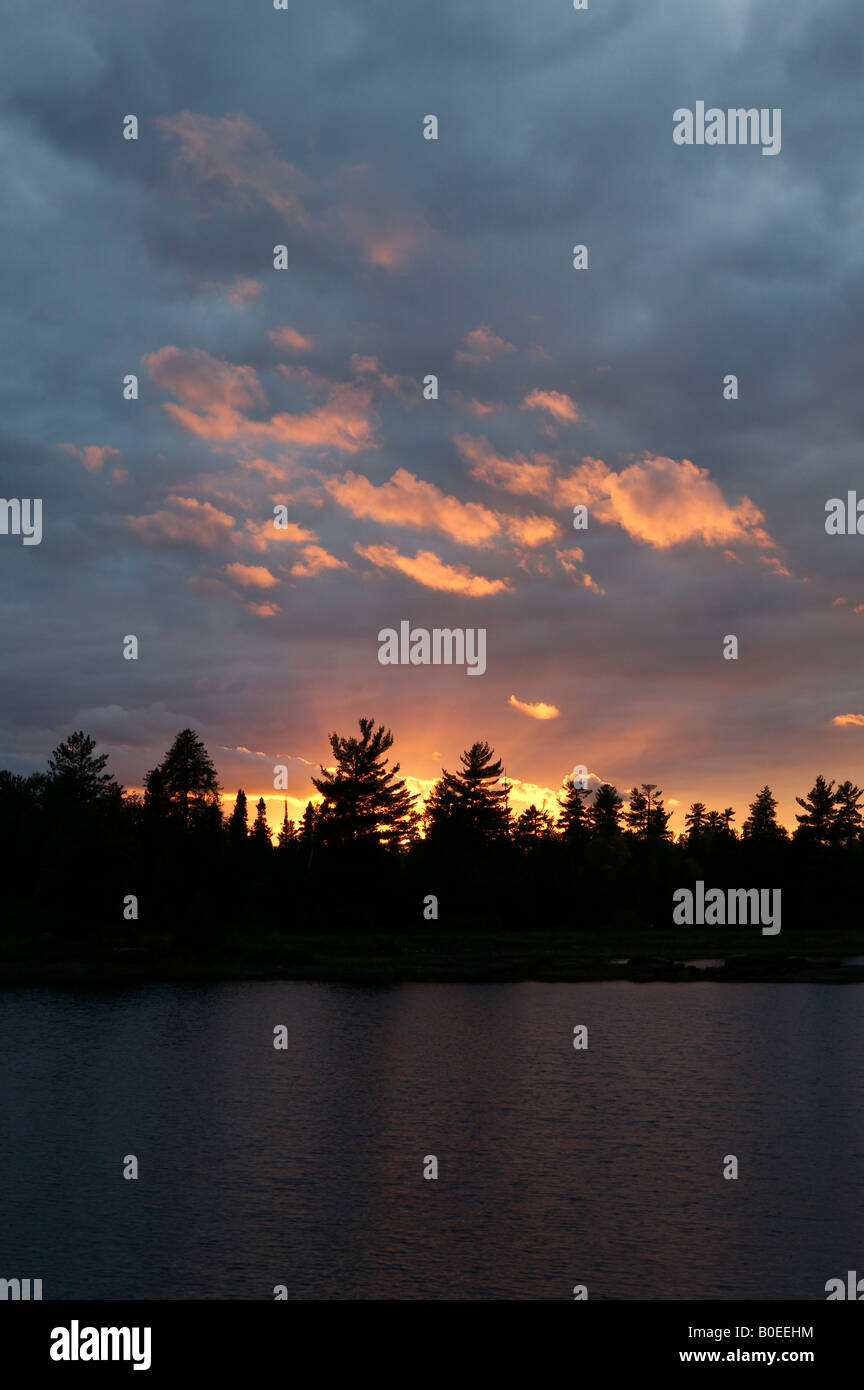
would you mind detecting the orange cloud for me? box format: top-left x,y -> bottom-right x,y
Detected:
242,519 -> 318,552
355,542 -> 511,596
557,454 -> 774,551
268,326 -> 317,352
146,347 -> 377,454
224,562 -> 279,590
145,346 -> 265,441
455,435 -> 554,496
128,496 -> 236,548
504,514 -> 561,547
832,714 -> 864,727
556,548 -> 604,594
508,695 -> 560,720
326,469 -> 501,548
455,325 -> 515,367
245,600 -> 280,617
523,389 -> 580,424
290,544 -> 348,578
58,443 -> 121,472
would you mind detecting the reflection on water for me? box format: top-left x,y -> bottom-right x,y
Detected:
0,981 -> 861,1300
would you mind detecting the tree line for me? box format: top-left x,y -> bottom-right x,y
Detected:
1,720 -> 862,941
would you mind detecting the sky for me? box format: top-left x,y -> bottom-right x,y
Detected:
2,0 -> 864,834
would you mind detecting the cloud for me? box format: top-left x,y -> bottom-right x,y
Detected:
508,695 -> 560,720
832,714 -> 864,727
57,443 -> 121,472
268,326 -> 317,352
223,562 -> 279,590
556,548 -> 604,594
455,325 -> 516,367
241,519 -> 319,552
522,388 -> 580,424
245,600 -> 280,617
127,496 -> 237,548
146,347 -> 378,453
326,468 -> 501,548
337,209 -> 426,270
557,454 -> 775,551
205,277 -> 262,305
504,513 -> 561,547
455,435 -> 555,495
145,346 -> 266,441
290,544 -> 348,578
355,542 -> 511,596
159,111 -> 312,224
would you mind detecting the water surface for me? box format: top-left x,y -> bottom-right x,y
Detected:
0,981 -> 861,1299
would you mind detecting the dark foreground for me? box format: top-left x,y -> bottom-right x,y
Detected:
1,929 -> 863,985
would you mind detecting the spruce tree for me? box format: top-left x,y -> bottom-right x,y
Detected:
228,789 -> 248,846
742,785 -> 787,840
590,783 -> 623,837
145,728 -> 220,829
250,796 -> 271,848
557,778 -> 591,843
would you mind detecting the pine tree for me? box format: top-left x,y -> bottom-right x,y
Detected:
312,717 -> 417,848
684,802 -> 707,841
298,800 -> 318,845
624,785 -> 648,835
557,778 -> 591,843
228,789 -> 248,846
590,783 -> 623,837
424,741 -> 509,845
626,784 -> 667,838
145,728 -> 220,829
794,775 -> 838,845
513,803 -> 556,848
831,780 -> 864,844
250,796 -> 271,848
47,731 -> 121,804
277,802 -> 296,849
742,785 -> 787,841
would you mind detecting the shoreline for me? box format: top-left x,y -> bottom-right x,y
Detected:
1,945 -> 863,987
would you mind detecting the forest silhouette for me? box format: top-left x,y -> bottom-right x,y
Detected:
1,719 -> 862,942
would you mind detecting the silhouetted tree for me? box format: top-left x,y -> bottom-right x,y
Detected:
590,783 -> 623,837
277,802 -> 296,849
557,779 -> 591,843
684,802 -> 707,841
250,796 -> 271,849
312,717 -> 417,848
47,731 -> 121,805
831,780 -> 864,844
145,728 -> 221,830
794,775 -> 838,845
227,789 -> 248,846
625,783 -> 669,839
298,801 -> 318,845
513,803 -> 555,849
742,785 -> 787,841
425,741 -> 508,845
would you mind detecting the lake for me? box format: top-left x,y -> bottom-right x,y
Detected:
0,981 -> 861,1299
